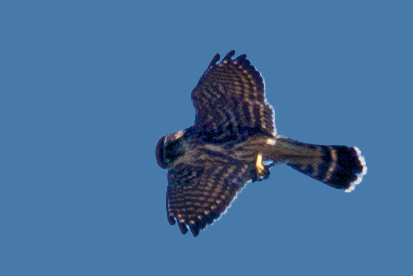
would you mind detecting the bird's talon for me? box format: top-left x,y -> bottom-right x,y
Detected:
256,153 -> 265,174
255,153 -> 270,181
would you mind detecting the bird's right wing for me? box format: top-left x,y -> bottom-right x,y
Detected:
191,50 -> 276,138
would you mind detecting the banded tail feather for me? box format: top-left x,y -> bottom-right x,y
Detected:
266,136 -> 367,192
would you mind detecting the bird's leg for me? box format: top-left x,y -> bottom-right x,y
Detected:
253,153 -> 270,181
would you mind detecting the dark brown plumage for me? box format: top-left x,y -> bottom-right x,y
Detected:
155,51 -> 367,237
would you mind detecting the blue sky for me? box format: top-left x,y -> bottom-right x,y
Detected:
1,1 -> 412,275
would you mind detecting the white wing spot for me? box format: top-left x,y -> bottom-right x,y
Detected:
266,138 -> 276,146
174,130 -> 184,139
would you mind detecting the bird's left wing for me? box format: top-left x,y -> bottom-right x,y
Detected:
166,161 -> 253,237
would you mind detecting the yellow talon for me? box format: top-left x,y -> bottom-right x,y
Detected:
256,153 -> 265,174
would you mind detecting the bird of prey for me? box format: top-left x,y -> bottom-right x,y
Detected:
155,50 -> 367,237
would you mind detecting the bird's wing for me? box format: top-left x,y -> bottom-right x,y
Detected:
191,50 -> 276,138
166,160 -> 253,237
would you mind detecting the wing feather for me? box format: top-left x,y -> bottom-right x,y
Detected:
191,51 -> 276,138
167,162 -> 251,236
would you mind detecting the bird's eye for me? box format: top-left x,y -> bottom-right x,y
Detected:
155,136 -> 166,169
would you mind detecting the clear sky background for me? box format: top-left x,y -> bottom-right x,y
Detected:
1,1 -> 412,275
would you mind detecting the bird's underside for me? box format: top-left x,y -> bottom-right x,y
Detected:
155,50 -> 367,237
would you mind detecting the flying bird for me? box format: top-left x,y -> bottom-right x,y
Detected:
155,50 -> 367,237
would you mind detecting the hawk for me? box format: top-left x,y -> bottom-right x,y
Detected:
155,50 -> 367,237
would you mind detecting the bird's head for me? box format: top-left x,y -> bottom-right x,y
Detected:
155,130 -> 186,169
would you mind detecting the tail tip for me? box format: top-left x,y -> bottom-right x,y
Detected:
344,147 -> 367,193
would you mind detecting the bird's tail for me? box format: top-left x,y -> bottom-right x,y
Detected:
266,136 -> 367,192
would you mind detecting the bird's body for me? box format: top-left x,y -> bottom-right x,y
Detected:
155,51 -> 367,237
